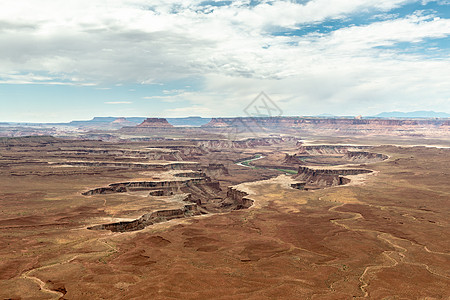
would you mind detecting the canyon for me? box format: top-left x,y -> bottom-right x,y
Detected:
0,123 -> 449,299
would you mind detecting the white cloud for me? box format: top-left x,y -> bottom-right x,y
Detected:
0,0 -> 449,115
104,101 -> 133,104
315,13 -> 450,51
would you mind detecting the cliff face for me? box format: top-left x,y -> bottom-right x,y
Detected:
202,118 -> 232,128
196,137 -> 298,149
297,145 -> 369,155
61,161 -> 198,170
202,117 -> 447,128
86,177 -> 254,232
88,203 -> 200,232
137,118 -> 174,128
283,154 -> 301,165
51,148 -> 183,161
82,177 -> 213,196
225,187 -> 254,209
343,151 -> 388,163
294,166 -> 372,188
201,163 -> 230,176
201,117 -> 450,137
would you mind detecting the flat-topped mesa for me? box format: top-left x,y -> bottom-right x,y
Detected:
294,166 -> 372,188
200,117 -> 450,137
201,118 -> 232,128
297,145 -> 370,155
138,118 -> 174,128
88,204 -> 201,232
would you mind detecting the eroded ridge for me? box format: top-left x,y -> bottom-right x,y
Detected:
83,145 -> 382,232
294,166 -> 373,189
82,177 -> 217,196
294,145 -> 389,166
88,202 -> 201,232
83,168 -> 255,232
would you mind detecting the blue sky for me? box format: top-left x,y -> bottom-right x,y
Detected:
0,0 -> 449,122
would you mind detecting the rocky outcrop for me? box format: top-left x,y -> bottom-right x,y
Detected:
60,161 -> 199,170
202,118 -> 232,128
202,117 -> 449,129
0,136 -> 60,146
223,187 -> 254,209
82,177 -> 212,196
82,174 -> 223,212
201,163 -> 229,176
196,137 -> 298,149
82,185 -> 128,195
87,180 -> 255,232
343,151 -> 388,163
294,166 -> 372,188
283,154 -> 302,165
297,145 -> 369,155
148,190 -> 166,196
173,171 -> 206,178
291,182 -> 306,190
88,204 -> 200,232
137,118 -> 174,128
52,148 -> 182,161
201,117 -> 450,137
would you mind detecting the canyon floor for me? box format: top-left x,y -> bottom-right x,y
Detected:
0,135 -> 449,299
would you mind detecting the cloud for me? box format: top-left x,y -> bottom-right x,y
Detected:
104,101 -> 133,104
314,13 -> 450,51
0,0 -> 449,115
0,72 -> 96,85
1,0 -> 438,84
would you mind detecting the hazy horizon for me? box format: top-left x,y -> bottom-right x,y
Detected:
3,110 -> 450,124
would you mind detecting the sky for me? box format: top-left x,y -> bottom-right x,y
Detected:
0,0 -> 449,122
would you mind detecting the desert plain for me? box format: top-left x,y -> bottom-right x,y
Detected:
0,117 -> 449,299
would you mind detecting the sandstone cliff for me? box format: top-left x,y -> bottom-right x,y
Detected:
202,117 -> 450,137
137,118 -> 174,128
294,166 -> 372,188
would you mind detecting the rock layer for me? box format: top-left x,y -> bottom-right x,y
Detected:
295,166 -> 372,188
137,118 -> 174,128
88,204 -> 200,232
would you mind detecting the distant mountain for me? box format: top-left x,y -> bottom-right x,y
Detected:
166,117 -> 211,127
67,116 -> 212,128
373,111 -> 450,118
68,117 -> 146,127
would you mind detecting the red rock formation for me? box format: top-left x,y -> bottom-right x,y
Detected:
137,118 -> 174,128
202,118 -> 232,128
88,203 -> 200,232
297,145 -> 369,155
196,137 -> 298,149
201,117 -> 450,137
344,151 -> 388,163
284,154 -> 302,165
294,166 -> 372,187
225,187 -> 254,209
